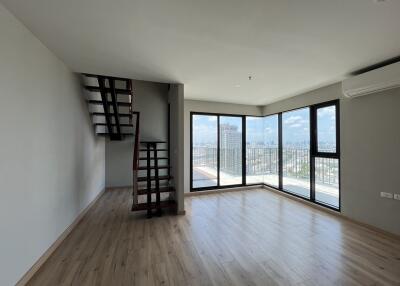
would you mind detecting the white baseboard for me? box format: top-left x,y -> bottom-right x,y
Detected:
16,187 -> 106,286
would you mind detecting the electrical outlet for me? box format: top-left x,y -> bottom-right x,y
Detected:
380,192 -> 393,199
394,194 -> 400,201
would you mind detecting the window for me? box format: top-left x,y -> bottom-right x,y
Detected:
220,116 -> 243,186
316,105 -> 337,153
191,100 -> 340,211
312,102 -> 340,208
263,115 -> 279,188
191,113 -> 244,190
191,114 -> 218,188
246,117 -> 264,184
282,108 -> 310,198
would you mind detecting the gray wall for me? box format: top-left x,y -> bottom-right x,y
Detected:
184,100 -> 262,193
0,4 -> 105,286
106,80 -> 169,187
263,83 -> 400,236
169,84 -> 185,212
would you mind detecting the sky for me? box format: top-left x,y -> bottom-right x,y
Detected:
193,106 -> 336,149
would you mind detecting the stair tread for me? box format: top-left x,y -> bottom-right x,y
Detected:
97,132 -> 134,136
91,112 -> 132,118
131,200 -> 177,212
88,100 -> 131,107
137,165 -> 170,170
85,85 -> 132,95
137,186 -> 175,195
137,175 -> 173,182
141,140 -> 166,143
139,148 -> 168,151
139,157 -> 168,160
95,123 -> 133,127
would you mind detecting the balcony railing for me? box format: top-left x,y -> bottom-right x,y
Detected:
192,146 -> 338,187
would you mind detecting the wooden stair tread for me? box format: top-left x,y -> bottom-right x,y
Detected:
95,123 -> 133,127
140,140 -> 166,144
137,165 -> 170,170
91,112 -> 132,118
139,157 -> 168,160
97,132 -> 134,136
137,175 -> 172,182
131,200 -> 177,211
83,73 -> 132,82
88,100 -> 131,107
137,186 -> 175,195
139,148 -> 168,151
85,86 -> 132,95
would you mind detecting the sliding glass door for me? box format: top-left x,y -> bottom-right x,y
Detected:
282,108 -> 310,198
220,116 -> 243,186
192,114 -> 218,188
191,113 -> 244,190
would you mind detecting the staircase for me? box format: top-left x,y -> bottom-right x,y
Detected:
132,140 -> 177,218
82,73 -> 177,218
82,73 -> 136,140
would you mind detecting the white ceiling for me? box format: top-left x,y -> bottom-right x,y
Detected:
2,0 -> 400,105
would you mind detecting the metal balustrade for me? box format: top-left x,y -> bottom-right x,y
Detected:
192,146 -> 339,187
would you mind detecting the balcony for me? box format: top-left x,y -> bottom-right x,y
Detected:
192,147 -> 339,208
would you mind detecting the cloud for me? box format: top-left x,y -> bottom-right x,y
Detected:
246,117 -> 260,121
284,115 -> 308,129
318,106 -> 335,120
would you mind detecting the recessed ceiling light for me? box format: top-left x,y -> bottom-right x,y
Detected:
235,84 -> 241,88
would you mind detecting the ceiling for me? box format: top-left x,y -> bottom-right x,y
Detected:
2,0 -> 400,105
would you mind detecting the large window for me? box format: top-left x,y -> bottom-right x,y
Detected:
263,115 -> 279,188
246,117 -> 264,184
190,100 -> 340,210
282,108 -> 310,198
312,102 -> 340,208
245,116 -> 279,187
220,116 -> 243,186
191,113 -> 244,190
192,115 -> 218,188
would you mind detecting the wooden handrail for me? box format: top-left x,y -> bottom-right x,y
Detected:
132,111 -> 140,171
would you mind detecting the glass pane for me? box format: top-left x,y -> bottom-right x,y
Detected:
317,105 -> 336,153
282,108 -> 310,198
192,115 -> 218,188
246,117 -> 264,184
263,115 -> 279,187
315,158 -> 339,208
220,116 -> 242,186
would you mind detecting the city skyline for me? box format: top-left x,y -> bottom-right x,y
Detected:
193,107 -> 336,151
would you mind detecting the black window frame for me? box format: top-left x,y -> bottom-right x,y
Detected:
190,112 -> 246,191
189,100 -> 341,211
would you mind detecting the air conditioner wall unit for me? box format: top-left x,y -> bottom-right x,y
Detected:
342,61 -> 400,98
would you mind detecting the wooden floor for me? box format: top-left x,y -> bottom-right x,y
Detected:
28,188 -> 400,286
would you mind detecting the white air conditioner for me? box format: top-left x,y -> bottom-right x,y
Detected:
342,61 -> 400,98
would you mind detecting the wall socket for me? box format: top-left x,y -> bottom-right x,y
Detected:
394,194 -> 400,201
380,192 -> 393,199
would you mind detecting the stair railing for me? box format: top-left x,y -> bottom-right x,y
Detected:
132,111 -> 140,207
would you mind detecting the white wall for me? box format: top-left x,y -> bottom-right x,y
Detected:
184,100 -> 261,193
105,80 -> 169,188
263,83 -> 400,236
0,5 -> 105,286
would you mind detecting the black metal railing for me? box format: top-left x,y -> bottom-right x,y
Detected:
192,146 -> 339,187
